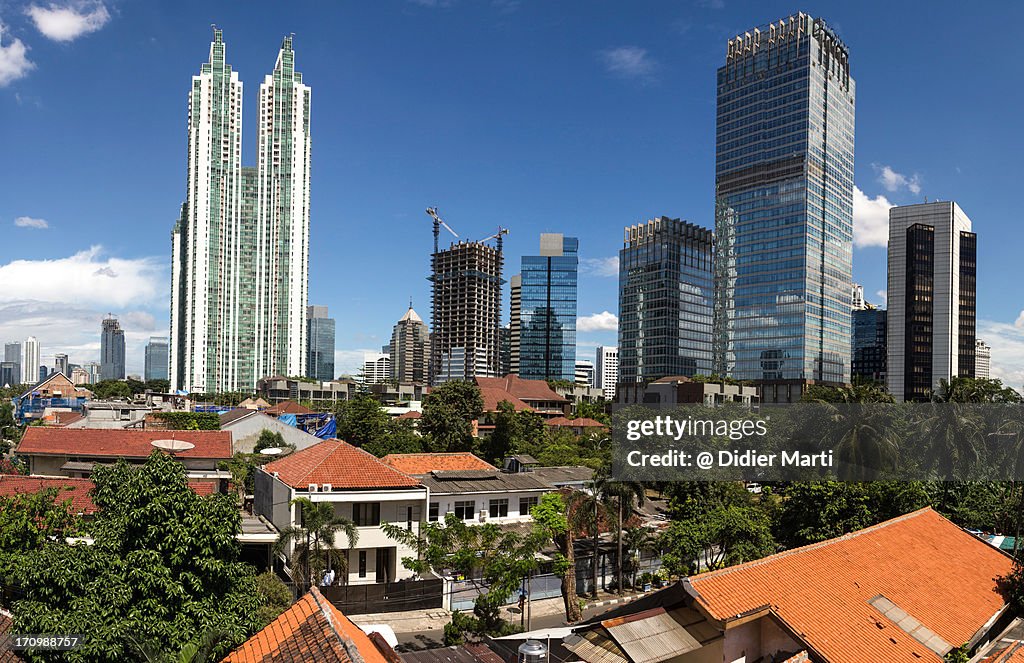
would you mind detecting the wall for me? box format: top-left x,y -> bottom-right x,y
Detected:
428,489 -> 546,525
224,413 -> 320,453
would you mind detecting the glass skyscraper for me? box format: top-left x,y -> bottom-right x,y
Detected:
145,337 -> 170,382
306,305 -> 336,381
618,217 -> 713,383
100,316 -> 126,381
713,13 -> 855,384
516,234 -> 578,382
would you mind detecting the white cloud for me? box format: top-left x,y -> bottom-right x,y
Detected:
0,25 -> 34,86
873,163 -> 921,195
577,311 -> 618,332
580,256 -> 619,277
599,46 -> 657,82
853,185 -> 892,248
26,1 -> 110,42
334,348 -> 379,378
14,216 -> 48,229
0,246 -> 165,308
977,318 -> 1024,391
875,289 -> 887,306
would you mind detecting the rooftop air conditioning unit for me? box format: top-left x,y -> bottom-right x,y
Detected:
479,510 -> 488,523
308,484 -> 319,493
321,483 -> 332,492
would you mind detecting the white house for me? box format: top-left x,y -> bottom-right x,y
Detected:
255,439 -> 427,586
218,408 -> 321,454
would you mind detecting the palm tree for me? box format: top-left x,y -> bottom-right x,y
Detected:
623,526 -> 655,589
568,477 -> 609,599
274,497 -> 359,594
604,480 -> 646,595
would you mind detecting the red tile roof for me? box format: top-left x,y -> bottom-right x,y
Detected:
0,609 -> 20,663
478,387 -> 532,413
476,374 -> 567,403
222,588 -> 390,662
396,410 -> 422,420
688,508 -> 1015,663
266,401 -> 314,416
545,416 -> 607,428
381,453 -> 495,475
264,440 -> 422,490
0,475 -> 217,515
17,428 -> 232,460
982,642 -> 1024,663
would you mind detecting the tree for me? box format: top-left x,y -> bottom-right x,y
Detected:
420,381 -> 483,453
0,401 -> 22,454
661,505 -> 775,576
255,429 -> 286,453
482,401 -> 546,464
603,480 -> 645,595
362,419 -> 423,457
333,395 -> 389,448
530,492 -> 581,622
623,526 -> 656,590
273,497 -> 358,595
775,482 -> 873,548
573,400 -> 610,426
8,451 -> 264,662
254,571 -> 294,628
933,377 -> 1022,404
0,488 -> 80,580
91,379 -> 132,400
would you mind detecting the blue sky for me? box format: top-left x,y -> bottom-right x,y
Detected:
1,0 -> 1023,385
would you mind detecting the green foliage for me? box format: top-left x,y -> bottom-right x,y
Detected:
934,377 -> 1023,403
255,429 -> 285,453
482,400 -> 546,464
0,488 -> 80,580
665,481 -> 752,521
545,379 -> 576,392
944,644 -> 970,663
90,379 -> 133,400
273,497 -> 358,595
803,381 -> 896,404
573,400 -> 610,425
333,395 -> 389,447
420,381 -> 483,452
363,419 -> 424,457
0,400 -> 22,454
661,505 -> 775,576
152,411 -> 221,430
775,482 -> 873,547
254,571 -> 294,628
7,452 -> 263,662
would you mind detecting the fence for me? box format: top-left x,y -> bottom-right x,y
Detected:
320,578 -> 443,615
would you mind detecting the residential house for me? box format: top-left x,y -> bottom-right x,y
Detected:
475,374 -> 568,418
221,587 -> 395,662
12,372 -> 93,425
380,452 -> 494,475
544,416 -> 608,436
418,469 -> 552,526
15,428 -> 232,491
218,408 -> 321,454
255,439 -> 426,585
257,375 -> 358,404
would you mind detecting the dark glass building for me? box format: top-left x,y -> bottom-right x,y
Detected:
306,305 -> 336,381
100,315 -> 126,381
144,337 -> 169,382
618,217 -> 713,384
713,13 -> 855,384
851,309 -> 886,383
517,234 -> 579,382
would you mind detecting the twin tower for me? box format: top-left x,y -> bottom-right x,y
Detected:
170,29 -> 311,394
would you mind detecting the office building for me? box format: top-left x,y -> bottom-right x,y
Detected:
306,306 -> 336,381
54,353 -> 69,377
852,284 -> 868,311
852,308 -> 886,384
145,337 -> 170,382
575,359 -> 594,388
22,337 -> 40,387
171,29 -> 311,394
618,217 -> 714,384
975,339 -> 991,380
595,346 -> 619,399
3,342 -> 20,386
498,326 -> 511,377
887,201 -> 977,402
713,13 -> 855,384
0,363 -> 17,387
390,305 -> 430,384
430,241 -> 503,384
515,234 -> 579,382
70,367 -> 90,386
509,275 -> 521,375
362,352 -> 391,385
100,316 -> 126,381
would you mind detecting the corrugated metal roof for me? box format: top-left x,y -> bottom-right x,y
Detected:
603,607 -> 702,663
418,471 -> 550,495
562,631 -> 628,663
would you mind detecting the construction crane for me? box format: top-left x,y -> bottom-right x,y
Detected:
478,226 -> 510,254
425,207 -> 458,254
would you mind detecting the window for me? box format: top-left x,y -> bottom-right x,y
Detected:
358,551 -> 367,578
519,496 -> 538,516
428,502 -> 439,522
489,498 -> 509,519
406,506 -> 414,530
352,503 -> 380,527
453,500 -> 475,520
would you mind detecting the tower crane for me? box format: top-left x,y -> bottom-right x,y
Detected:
425,207 -> 458,254
478,226 -> 510,254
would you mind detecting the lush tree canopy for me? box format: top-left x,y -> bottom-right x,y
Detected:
421,381 -> 483,453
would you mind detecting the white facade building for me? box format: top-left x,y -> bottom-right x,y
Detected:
595,346 -> 618,399
975,339 -> 991,380
575,359 -> 594,388
22,336 -> 40,386
362,353 -> 392,385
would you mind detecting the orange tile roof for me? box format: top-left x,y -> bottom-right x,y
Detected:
17,428 -> 232,460
396,410 -> 422,419
0,475 -> 217,515
478,387 -> 533,413
981,642 -> 1024,662
688,508 -> 1015,663
0,609 -> 20,663
222,587 -> 389,662
381,452 -> 495,475
263,439 -> 422,490
476,374 -> 568,403
266,401 -> 314,416
545,416 -> 608,428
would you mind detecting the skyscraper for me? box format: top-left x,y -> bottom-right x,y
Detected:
306,306 -> 336,381
618,217 -> 714,384
145,337 -> 170,382
3,342 -> 20,386
595,346 -> 619,399
171,29 -> 311,394
390,305 -> 430,384
22,337 -> 39,387
54,353 -> 69,377
430,241 -> 503,384
516,234 -> 579,382
852,308 -> 886,384
575,359 -> 594,388
887,201 -> 977,402
975,339 -> 991,380
509,275 -> 521,375
362,352 -> 391,385
713,13 -> 855,385
101,316 -> 126,381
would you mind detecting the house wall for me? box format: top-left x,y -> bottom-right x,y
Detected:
720,616 -> 800,663
254,470 -> 293,532
429,489 -> 547,525
224,414 -> 320,453
29,455 -> 67,476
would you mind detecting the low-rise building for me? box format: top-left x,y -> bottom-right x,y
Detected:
544,416 -> 608,436
257,375 -> 358,404
475,374 -> 568,418
12,372 -> 93,425
255,439 -> 427,586
218,408 -> 322,454
0,474 -> 215,518
616,375 -> 759,406
418,469 -> 552,526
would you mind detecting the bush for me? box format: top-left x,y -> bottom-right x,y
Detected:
152,412 -> 221,430
255,571 -> 294,627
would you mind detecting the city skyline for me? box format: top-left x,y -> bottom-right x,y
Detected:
2,2 -> 1024,387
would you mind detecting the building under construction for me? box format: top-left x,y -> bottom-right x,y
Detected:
426,209 -> 505,384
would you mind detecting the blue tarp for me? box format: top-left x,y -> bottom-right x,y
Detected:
314,418 -> 337,439
278,413 -> 298,427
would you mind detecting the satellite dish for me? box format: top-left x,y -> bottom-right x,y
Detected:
151,439 -> 195,453
259,447 -> 283,457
